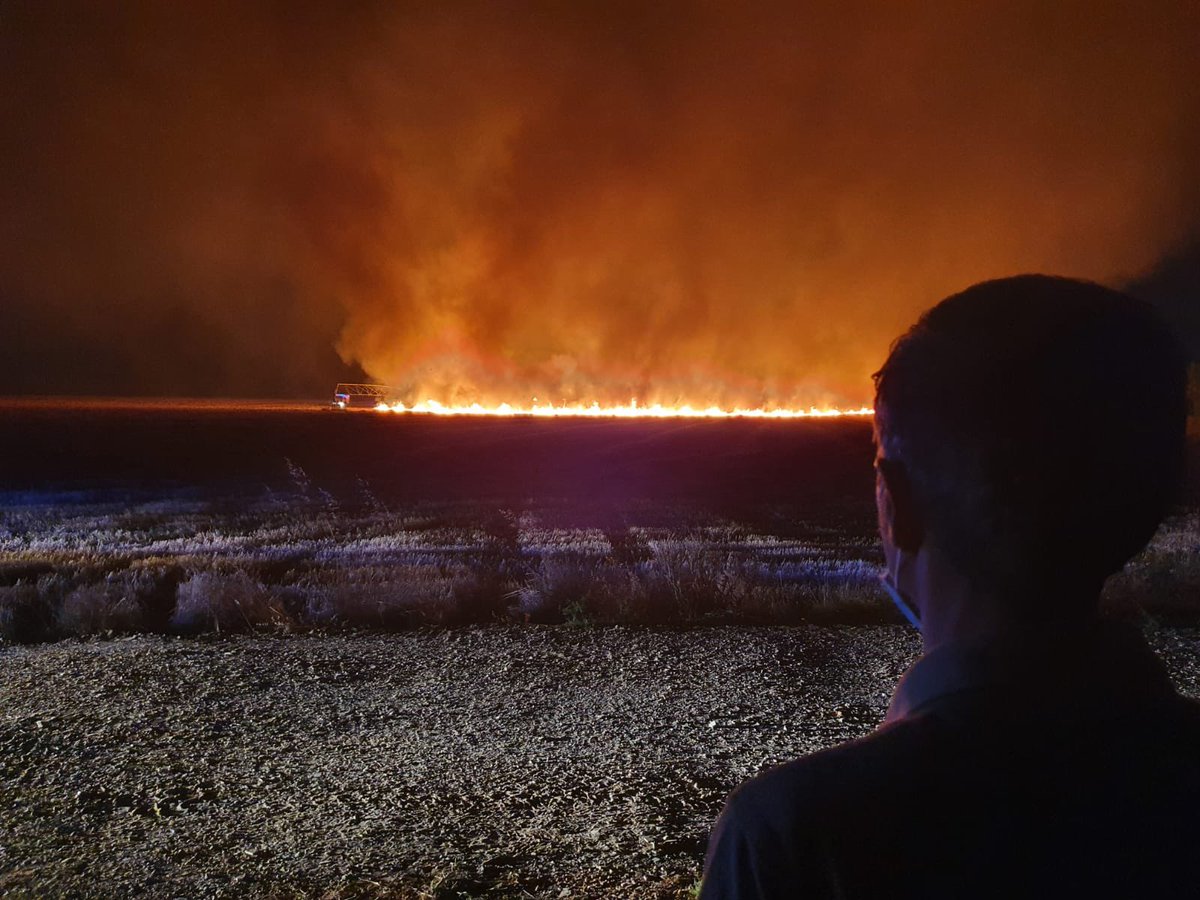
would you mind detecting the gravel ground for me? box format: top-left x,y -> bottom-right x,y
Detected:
2,625 -> 1199,898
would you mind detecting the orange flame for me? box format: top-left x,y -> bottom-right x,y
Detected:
374,399 -> 873,419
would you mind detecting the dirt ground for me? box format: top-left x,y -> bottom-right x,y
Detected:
2,625 -> 1199,898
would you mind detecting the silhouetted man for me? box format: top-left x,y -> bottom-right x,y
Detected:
701,275 -> 1200,898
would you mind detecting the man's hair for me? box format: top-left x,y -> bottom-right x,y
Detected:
874,274 -> 1188,609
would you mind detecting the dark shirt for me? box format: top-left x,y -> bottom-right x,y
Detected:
700,622 -> 1200,899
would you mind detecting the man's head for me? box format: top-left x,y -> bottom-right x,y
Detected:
874,275 -> 1187,625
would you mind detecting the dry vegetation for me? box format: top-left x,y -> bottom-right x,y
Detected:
0,486 -> 885,645
1,466 -> 1198,645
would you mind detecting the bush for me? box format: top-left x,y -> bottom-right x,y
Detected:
57,584 -> 144,636
0,561 -> 55,587
53,564 -> 186,637
0,583 -> 56,644
441,569 -> 516,626
637,540 -> 746,621
513,557 -> 598,624
171,571 -> 290,634
124,562 -> 188,632
305,567 -> 455,629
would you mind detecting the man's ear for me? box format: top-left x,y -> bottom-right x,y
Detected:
877,458 -> 924,554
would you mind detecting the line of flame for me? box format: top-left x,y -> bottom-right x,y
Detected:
374,399 -> 873,419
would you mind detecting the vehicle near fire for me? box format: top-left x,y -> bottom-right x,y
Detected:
331,383 -> 390,409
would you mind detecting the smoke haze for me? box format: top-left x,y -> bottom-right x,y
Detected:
2,2 -> 1198,403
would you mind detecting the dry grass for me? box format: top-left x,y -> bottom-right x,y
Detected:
171,570 -> 291,634
2,485 -> 1196,644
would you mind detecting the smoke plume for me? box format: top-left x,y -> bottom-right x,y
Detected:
2,2 -> 1198,403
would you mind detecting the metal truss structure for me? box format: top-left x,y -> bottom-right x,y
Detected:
332,383 -> 392,408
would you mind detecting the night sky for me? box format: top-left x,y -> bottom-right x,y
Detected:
2,2 -> 1198,404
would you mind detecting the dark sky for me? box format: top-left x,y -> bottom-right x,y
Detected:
2,2 -> 1198,403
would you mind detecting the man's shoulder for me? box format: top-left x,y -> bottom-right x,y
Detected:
726,690 -> 1200,840
703,695 -> 1200,899
700,718 -> 939,899
726,714 -> 937,837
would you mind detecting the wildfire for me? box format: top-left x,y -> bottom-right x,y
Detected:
373,399 -> 873,419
